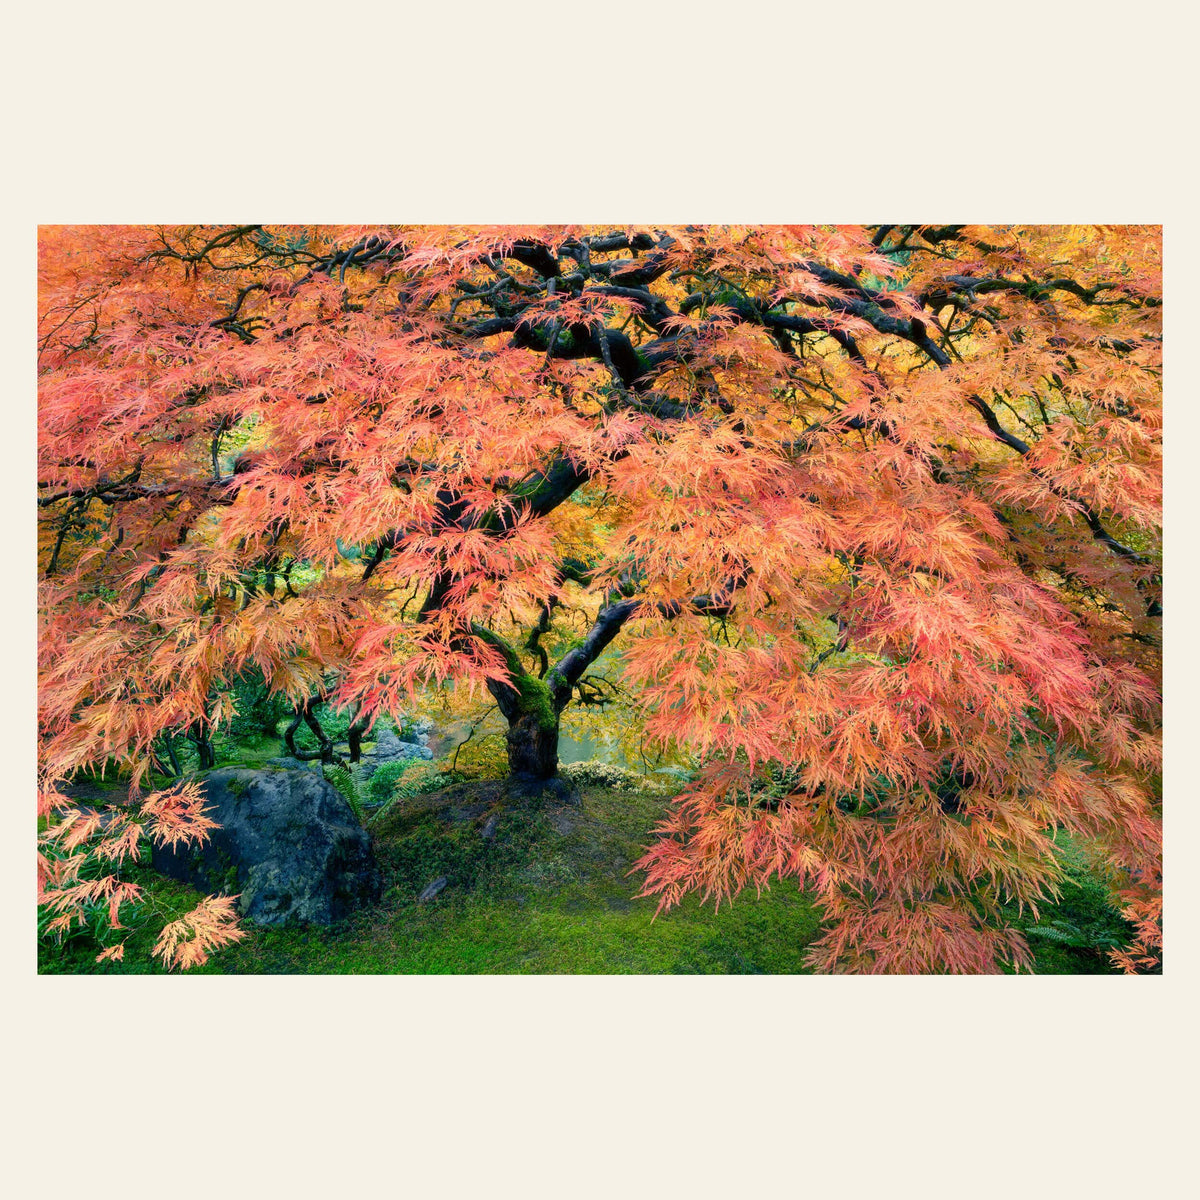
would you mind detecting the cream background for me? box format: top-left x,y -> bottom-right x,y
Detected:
4,3 -> 1195,1196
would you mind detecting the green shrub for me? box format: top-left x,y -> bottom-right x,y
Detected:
368,767 -> 462,827
559,761 -> 666,793
367,761 -> 410,806
226,668 -> 293,740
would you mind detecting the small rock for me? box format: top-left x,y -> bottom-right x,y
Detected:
373,727 -> 402,753
419,876 -> 448,903
371,726 -> 434,763
549,811 -> 574,836
480,813 -> 499,841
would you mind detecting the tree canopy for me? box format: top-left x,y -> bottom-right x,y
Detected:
38,224 -> 1162,973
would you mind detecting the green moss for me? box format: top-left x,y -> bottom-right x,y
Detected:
515,672 -> 558,732
472,624 -> 559,732
214,734 -> 283,769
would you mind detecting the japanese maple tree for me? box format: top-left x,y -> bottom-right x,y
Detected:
38,224 -> 1162,973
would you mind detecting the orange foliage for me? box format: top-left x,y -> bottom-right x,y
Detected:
152,895 -> 246,971
38,225 -> 1161,972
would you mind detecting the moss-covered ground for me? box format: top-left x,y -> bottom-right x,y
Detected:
39,775 -> 1136,976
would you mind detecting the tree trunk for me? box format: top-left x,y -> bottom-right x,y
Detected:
189,726 -> 215,770
284,697 -> 336,764
161,733 -> 181,776
480,651 -> 562,781
504,706 -> 559,780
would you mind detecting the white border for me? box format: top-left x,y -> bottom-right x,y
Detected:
4,3 -> 1195,1197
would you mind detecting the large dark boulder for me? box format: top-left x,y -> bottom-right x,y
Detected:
151,768 -> 382,926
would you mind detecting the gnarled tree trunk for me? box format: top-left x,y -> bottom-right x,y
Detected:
504,704 -> 560,780
488,670 -> 562,781
474,596 -> 648,783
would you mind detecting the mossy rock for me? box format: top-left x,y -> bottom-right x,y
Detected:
151,768 -> 381,926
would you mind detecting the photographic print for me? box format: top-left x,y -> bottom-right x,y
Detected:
36,224 -> 1163,976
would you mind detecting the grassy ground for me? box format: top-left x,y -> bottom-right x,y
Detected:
39,773 -> 1135,976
